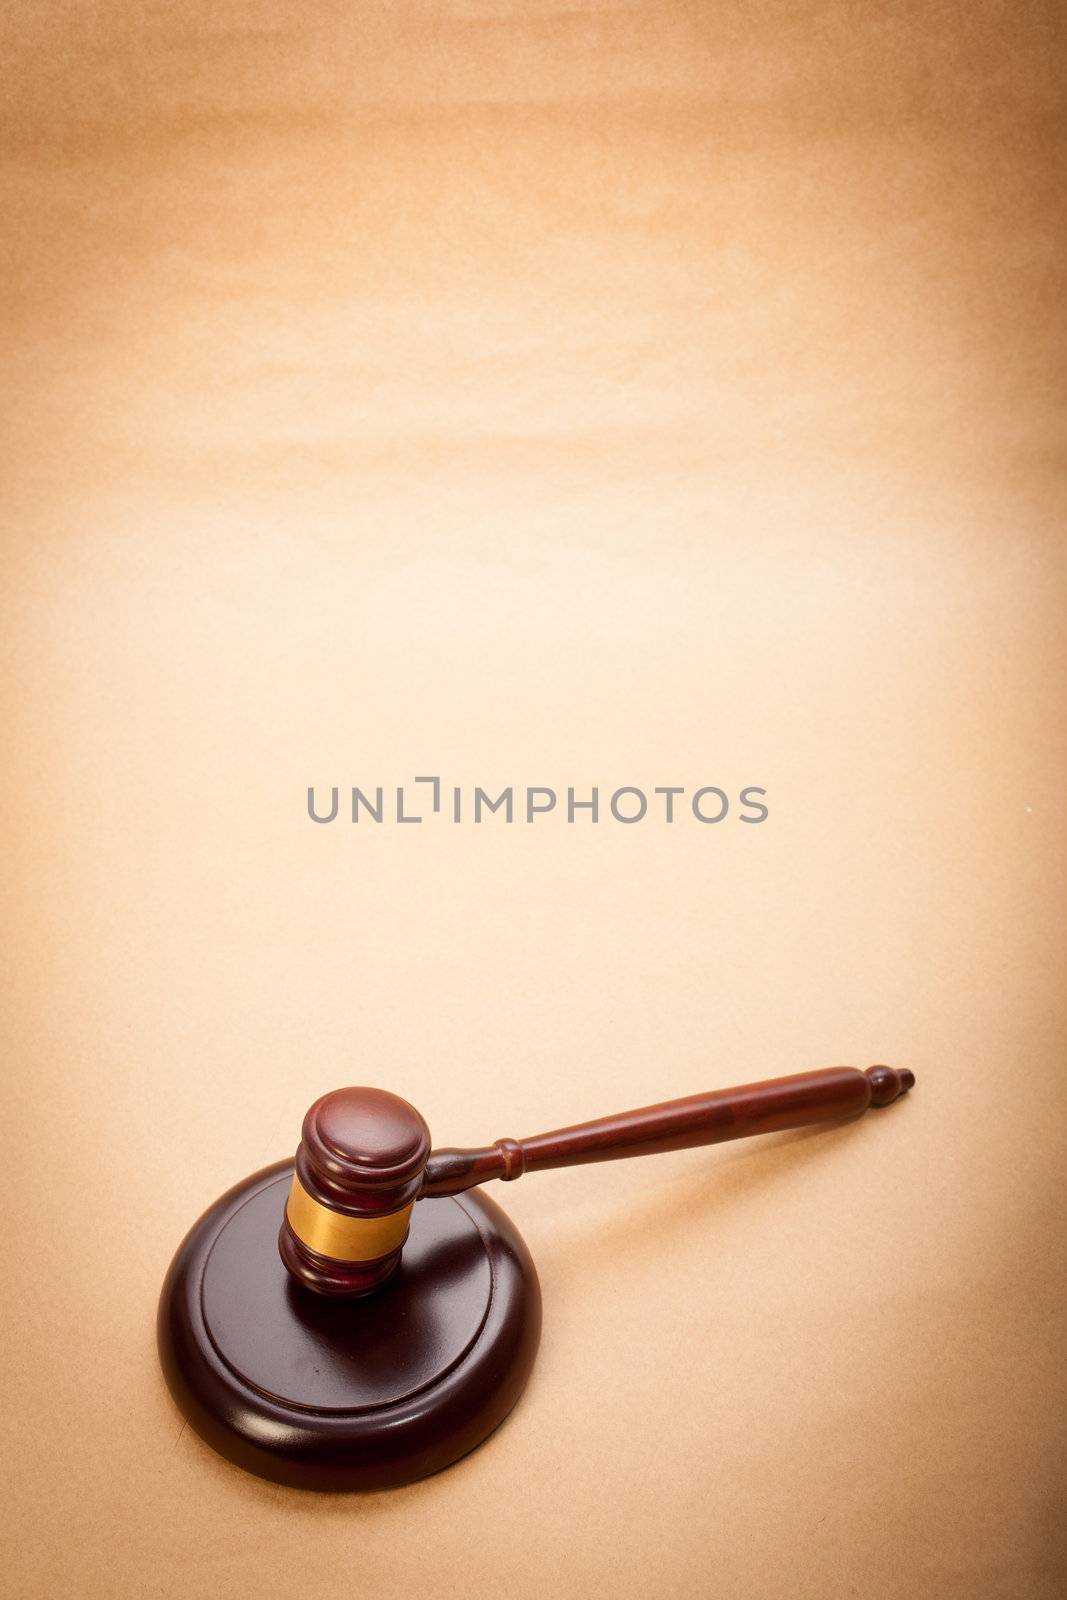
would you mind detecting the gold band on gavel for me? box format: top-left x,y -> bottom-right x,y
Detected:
285,1175 -> 414,1263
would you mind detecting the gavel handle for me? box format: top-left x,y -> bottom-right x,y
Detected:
419,1064 -> 914,1198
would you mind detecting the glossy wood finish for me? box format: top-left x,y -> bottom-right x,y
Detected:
281,1087 -> 431,1296
421,1064 -> 914,1196
159,1161 -> 541,1491
161,1064 -> 913,1487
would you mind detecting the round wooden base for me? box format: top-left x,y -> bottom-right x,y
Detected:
158,1161 -> 542,1491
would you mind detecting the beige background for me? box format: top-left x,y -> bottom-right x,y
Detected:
2,3 -> 1065,1597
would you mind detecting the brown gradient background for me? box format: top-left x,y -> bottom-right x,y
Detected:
2,3 -> 1065,1597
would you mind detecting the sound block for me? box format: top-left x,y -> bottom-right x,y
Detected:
158,1161 -> 542,1491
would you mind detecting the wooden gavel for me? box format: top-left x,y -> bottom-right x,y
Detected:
279,1063 -> 915,1297
160,1057 -> 916,1489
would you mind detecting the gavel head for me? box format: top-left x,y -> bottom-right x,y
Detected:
278,1087 -> 431,1297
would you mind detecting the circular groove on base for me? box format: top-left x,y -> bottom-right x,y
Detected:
158,1161 -> 541,1491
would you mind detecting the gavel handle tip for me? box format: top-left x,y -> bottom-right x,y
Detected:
865,1065 -> 915,1106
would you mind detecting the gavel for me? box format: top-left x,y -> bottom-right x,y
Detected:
279,1064 -> 915,1297
160,1060 -> 914,1490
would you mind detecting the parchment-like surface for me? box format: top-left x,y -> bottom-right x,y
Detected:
2,4 -> 1064,1597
